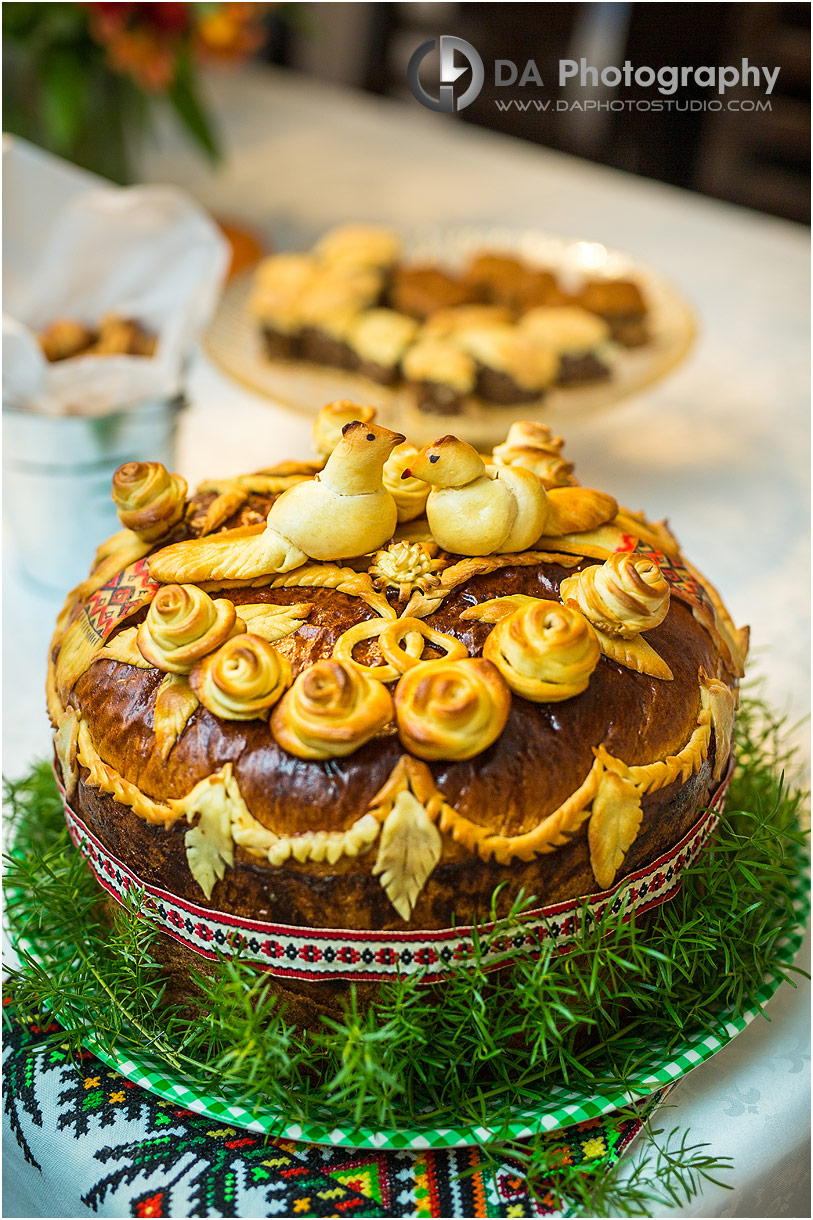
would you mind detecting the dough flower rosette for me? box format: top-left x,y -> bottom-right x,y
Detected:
111,460 -> 188,541
137,585 -> 244,673
560,552 -> 670,639
395,657 -> 510,761
271,659 -> 393,759
483,600 -> 600,702
190,633 -> 291,721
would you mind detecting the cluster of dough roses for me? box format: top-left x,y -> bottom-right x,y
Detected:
134,546 -> 670,765
137,584 -> 510,762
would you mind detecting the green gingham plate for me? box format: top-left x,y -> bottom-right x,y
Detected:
18,861 -> 808,1151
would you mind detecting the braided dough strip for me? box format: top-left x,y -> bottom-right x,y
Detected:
230,801 -> 381,867
77,720 -> 176,828
402,550 -> 581,619
439,758 -> 604,864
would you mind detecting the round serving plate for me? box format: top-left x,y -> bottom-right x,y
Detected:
204,226 -> 697,450
13,860 -> 807,1152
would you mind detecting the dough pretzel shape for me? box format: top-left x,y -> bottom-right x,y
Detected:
379,616 -> 468,671
333,616 -> 467,682
333,618 -> 424,683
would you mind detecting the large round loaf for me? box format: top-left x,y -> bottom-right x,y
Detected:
49,409 -> 748,1025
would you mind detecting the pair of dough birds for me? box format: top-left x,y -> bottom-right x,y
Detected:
150,406 -> 617,585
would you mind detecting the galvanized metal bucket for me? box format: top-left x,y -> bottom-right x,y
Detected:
3,397 -> 185,592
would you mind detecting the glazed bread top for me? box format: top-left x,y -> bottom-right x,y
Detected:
49,403 -> 747,919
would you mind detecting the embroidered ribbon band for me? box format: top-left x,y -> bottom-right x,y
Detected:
60,767 -> 731,983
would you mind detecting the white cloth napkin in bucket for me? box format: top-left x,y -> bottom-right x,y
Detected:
2,136 -> 230,416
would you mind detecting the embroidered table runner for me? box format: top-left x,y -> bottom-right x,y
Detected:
3,1005 -> 667,1219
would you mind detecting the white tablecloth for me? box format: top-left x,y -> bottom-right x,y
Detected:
3,63 -> 810,1218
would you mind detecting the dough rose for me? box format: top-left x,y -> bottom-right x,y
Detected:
560,552 -> 670,639
491,421 -> 574,488
190,633 -> 291,721
138,585 -> 244,673
483,599 -> 600,701
271,659 -> 393,759
312,400 -> 376,457
112,461 -> 187,542
395,658 -> 510,761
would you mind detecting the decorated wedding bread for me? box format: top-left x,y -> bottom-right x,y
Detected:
49,403 -> 747,1027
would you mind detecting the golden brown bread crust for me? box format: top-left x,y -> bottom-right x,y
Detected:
81,747 -> 714,1028
50,419 -> 745,1008
71,565 -> 719,839
78,754 -> 714,930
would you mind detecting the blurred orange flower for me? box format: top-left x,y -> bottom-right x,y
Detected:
102,26 -> 178,91
87,3 -> 271,90
196,4 -> 274,62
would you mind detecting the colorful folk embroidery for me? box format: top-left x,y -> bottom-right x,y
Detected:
82,558 -> 161,646
615,535 -> 709,616
3,1002 -> 664,1218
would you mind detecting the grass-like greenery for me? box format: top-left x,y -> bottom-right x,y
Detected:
3,694 -> 809,1216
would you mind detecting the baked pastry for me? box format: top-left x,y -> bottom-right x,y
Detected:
401,338 -> 478,415
38,313 -> 157,361
463,252 -> 559,313
389,265 -> 482,319
248,226 -> 652,421
345,309 -> 419,385
296,266 -> 384,369
313,224 -> 401,273
576,279 -> 649,347
50,402 -> 746,1028
249,253 -> 320,358
452,323 -> 560,403
519,306 -> 613,385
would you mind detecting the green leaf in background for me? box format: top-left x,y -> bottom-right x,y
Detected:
167,47 -> 221,164
39,46 -> 90,154
2,2 -> 228,181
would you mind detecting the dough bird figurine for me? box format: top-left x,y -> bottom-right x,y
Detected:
150,421 -> 405,583
405,435 -> 617,556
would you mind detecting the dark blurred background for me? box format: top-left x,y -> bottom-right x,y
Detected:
263,1 -> 811,224
4,2 -> 810,223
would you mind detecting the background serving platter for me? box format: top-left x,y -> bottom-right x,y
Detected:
205,226 -> 697,450
14,862 -> 806,1152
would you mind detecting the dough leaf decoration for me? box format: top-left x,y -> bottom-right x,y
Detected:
154,673 -> 199,760
234,601 -> 313,642
588,770 -> 643,890
701,671 -> 737,780
198,490 -> 250,535
372,788 -> 443,920
176,770 -> 236,900
54,707 -> 80,800
543,487 -> 618,537
460,594 -> 544,624
97,627 -> 152,669
593,627 -> 674,681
